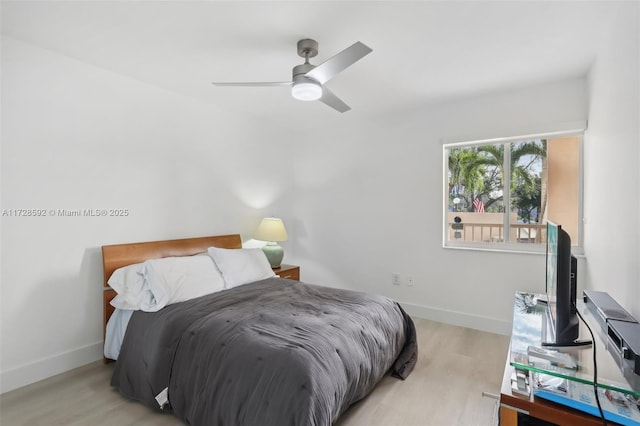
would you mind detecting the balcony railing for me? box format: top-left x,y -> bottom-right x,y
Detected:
448,222 -> 546,244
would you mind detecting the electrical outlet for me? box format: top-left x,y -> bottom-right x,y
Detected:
407,277 -> 414,287
392,273 -> 401,286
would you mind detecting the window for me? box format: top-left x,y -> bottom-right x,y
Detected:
443,129 -> 584,253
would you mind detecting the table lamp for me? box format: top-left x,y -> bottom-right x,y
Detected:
255,217 -> 288,268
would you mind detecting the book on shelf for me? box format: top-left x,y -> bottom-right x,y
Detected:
532,372 -> 640,425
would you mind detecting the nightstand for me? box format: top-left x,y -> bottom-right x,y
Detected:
273,264 -> 300,281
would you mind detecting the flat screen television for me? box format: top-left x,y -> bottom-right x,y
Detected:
543,220 -> 580,346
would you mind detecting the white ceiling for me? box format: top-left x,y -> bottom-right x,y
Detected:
1,1 -> 619,128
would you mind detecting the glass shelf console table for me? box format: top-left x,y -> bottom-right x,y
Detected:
500,292 -> 639,426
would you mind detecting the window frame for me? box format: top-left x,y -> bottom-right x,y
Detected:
442,125 -> 585,255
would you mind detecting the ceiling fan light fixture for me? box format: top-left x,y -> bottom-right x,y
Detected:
292,81 -> 322,101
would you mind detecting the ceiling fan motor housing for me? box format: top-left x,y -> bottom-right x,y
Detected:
292,62 -> 316,80
297,38 -> 319,59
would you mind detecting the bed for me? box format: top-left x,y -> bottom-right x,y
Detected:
102,234 -> 417,426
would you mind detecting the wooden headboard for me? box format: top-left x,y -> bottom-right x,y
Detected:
101,234 -> 242,360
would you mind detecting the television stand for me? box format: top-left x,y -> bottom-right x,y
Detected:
541,339 -> 592,348
500,292 -> 640,425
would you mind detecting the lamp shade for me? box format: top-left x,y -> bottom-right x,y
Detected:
255,217 -> 288,242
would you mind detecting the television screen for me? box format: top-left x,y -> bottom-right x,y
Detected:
543,221 -> 579,346
546,221 -> 559,323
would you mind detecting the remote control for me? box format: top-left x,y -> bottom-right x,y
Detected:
527,346 -> 577,369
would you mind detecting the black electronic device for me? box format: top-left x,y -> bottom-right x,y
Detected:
583,290 -> 637,331
542,221 -> 583,347
607,320 -> 640,375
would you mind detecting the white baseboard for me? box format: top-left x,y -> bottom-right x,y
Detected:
400,301 -> 512,336
0,341 -> 103,394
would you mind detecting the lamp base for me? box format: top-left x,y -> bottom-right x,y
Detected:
261,242 -> 284,268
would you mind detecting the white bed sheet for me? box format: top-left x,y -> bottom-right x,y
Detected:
104,308 -> 134,360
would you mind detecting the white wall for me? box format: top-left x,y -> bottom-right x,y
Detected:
291,78 -> 588,335
0,37 -> 294,393
584,2 -> 640,319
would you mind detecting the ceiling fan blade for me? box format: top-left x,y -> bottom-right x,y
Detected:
305,42 -> 372,85
318,87 -> 351,113
211,82 -> 292,87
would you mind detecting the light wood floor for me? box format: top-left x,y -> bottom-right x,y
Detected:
0,318 -> 509,426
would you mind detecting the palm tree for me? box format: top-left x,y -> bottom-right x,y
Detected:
448,148 -> 486,211
475,140 -> 546,212
448,141 -> 546,215
537,140 -> 548,242
514,176 -> 541,222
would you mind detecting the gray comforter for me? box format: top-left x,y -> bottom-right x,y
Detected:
111,277 -> 417,426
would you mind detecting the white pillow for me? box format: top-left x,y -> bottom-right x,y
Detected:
108,262 -> 150,310
142,255 -> 225,312
108,255 -> 225,311
207,247 -> 275,289
110,294 -> 140,311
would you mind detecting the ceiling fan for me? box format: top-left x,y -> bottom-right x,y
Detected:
211,39 -> 372,113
